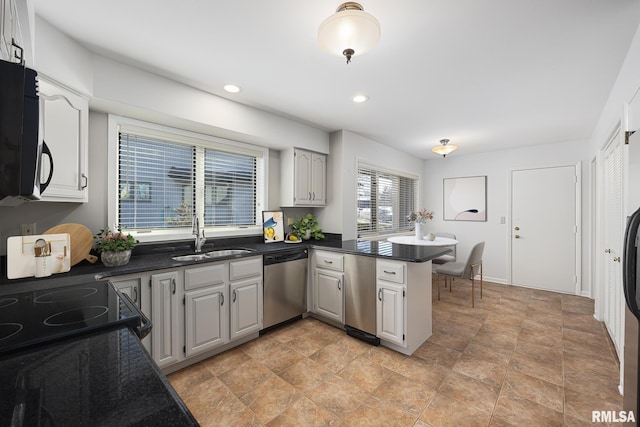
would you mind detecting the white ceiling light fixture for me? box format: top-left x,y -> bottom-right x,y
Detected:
353,94 -> 369,103
223,84 -> 241,93
318,2 -> 381,64
432,139 -> 458,157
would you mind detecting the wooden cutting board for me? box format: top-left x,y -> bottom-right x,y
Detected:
44,223 -> 98,266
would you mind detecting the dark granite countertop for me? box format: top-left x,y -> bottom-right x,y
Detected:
1,234 -> 450,294
0,326 -> 198,426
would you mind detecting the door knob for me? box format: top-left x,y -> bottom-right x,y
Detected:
614,257 -> 621,262
514,226 -> 520,231
605,249 -> 611,253
514,234 -> 520,239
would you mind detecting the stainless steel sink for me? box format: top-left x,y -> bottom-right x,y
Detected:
204,249 -> 253,257
171,254 -> 211,262
171,248 -> 254,262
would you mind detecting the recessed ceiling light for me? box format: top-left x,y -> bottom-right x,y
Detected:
224,84 -> 241,93
353,95 -> 369,103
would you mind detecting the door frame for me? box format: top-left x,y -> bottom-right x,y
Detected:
507,162 -> 582,294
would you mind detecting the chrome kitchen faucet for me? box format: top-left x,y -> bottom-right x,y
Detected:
192,214 -> 207,252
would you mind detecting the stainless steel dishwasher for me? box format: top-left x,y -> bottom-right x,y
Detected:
262,248 -> 308,330
344,254 -> 380,345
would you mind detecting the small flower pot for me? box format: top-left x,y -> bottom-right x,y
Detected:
101,250 -> 132,267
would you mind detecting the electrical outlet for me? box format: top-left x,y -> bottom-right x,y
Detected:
287,217 -> 294,226
20,223 -> 36,235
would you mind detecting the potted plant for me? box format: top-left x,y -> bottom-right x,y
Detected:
94,225 -> 137,267
290,213 -> 325,240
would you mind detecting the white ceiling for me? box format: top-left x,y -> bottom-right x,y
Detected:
34,0 -> 640,159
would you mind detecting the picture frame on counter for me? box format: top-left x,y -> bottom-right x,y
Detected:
262,210 -> 284,243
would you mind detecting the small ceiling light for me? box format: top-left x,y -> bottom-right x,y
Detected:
224,84 -> 241,93
318,2 -> 381,64
432,139 -> 458,157
353,94 -> 369,103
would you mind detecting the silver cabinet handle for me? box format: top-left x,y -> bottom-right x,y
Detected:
378,289 -> 383,301
133,286 -> 138,304
308,192 -> 312,200
232,289 -> 237,303
338,279 -> 341,291
383,270 -> 396,275
324,260 -> 333,264
172,278 -> 176,295
312,192 -> 316,200
221,293 -> 224,306
81,173 -> 88,189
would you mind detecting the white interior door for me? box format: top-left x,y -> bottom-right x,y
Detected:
602,131 -> 624,356
510,165 -> 579,293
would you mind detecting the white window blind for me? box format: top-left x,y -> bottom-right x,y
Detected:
357,162 -> 418,236
118,128 -> 263,232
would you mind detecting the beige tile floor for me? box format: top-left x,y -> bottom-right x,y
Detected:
168,279 -> 622,426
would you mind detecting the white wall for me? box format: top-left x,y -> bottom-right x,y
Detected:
422,140 -> 591,289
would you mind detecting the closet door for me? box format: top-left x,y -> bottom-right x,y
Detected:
602,130 -> 624,356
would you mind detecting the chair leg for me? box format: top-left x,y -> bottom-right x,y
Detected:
449,276 -> 452,292
437,274 -> 441,301
471,276 -> 475,308
480,263 -> 483,299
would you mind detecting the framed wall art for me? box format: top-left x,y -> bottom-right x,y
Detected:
443,176 -> 487,221
262,210 -> 284,243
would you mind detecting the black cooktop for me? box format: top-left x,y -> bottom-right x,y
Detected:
0,281 -> 143,356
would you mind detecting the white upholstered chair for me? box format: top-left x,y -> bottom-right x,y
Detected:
434,241 -> 485,307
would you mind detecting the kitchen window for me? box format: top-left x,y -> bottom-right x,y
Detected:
108,116 -> 266,241
357,162 -> 418,237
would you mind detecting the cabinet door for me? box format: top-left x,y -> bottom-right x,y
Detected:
151,271 -> 181,368
294,149 -> 312,204
39,78 -> 89,202
314,269 -> 344,323
376,281 -> 405,346
112,278 -> 141,308
185,284 -> 228,357
229,277 -> 263,340
310,153 -> 326,205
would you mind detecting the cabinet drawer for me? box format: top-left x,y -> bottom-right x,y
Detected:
377,260 -> 405,284
185,263 -> 227,291
230,257 -> 262,281
315,251 -> 344,272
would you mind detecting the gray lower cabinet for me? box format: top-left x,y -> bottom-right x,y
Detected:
151,270 -> 181,369
108,257 -> 262,371
110,275 -> 151,351
312,251 -> 345,324
229,277 -> 262,340
184,263 -> 229,358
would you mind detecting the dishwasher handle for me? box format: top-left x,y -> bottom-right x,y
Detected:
264,249 -> 308,265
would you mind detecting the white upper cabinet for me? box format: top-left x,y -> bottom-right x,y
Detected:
1,0 -> 22,62
38,77 -> 89,202
280,148 -> 327,206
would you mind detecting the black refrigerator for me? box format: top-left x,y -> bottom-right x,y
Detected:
624,206 -> 640,420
